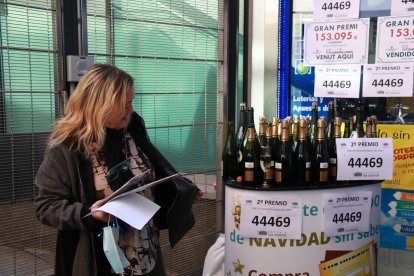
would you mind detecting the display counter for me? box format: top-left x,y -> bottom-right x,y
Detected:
224,181 -> 381,275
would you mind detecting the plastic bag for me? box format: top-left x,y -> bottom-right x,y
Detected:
202,233 -> 225,276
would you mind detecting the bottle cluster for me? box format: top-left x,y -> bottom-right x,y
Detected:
222,101 -> 379,189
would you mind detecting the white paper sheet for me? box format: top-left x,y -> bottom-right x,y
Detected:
96,193 -> 160,230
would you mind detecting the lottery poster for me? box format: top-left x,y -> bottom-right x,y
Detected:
381,188 -> 414,251
319,241 -> 376,276
378,124 -> 414,251
379,124 -> 414,190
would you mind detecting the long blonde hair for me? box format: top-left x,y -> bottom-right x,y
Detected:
49,64 -> 134,157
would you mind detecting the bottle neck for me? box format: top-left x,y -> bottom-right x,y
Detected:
328,110 -> 334,122
371,123 -> 377,137
246,108 -> 255,126
349,118 -> 354,131
247,127 -> 255,141
238,111 -> 246,128
317,127 -> 325,140
366,120 -> 372,137
355,111 -> 364,132
227,123 -> 235,139
292,123 -> 298,136
266,125 -> 272,139
311,104 -> 318,124
259,123 -> 266,136
328,103 -> 334,122
281,127 -> 289,142
334,124 -> 341,138
356,117 -> 363,129
272,122 -> 278,138
299,126 -> 306,141
317,119 -> 326,141
278,124 -> 282,139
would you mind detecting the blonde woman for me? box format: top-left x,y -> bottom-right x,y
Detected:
35,64 -> 200,276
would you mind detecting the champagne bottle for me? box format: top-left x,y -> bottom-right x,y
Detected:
222,121 -> 238,183
320,116 -> 328,144
258,115 -> 267,147
260,124 -> 275,188
305,117 -> 311,148
242,107 -> 260,149
271,117 -> 279,146
349,114 -> 356,136
312,119 -> 329,185
277,118 -> 282,141
365,117 -> 373,138
327,101 -> 335,140
274,120 -> 293,186
271,118 -> 280,183
371,115 -> 378,138
292,115 -> 299,151
350,106 -> 365,138
286,116 -> 293,148
268,122 -> 277,157
235,102 -> 247,149
329,117 -> 342,182
239,107 -> 263,183
294,119 -> 312,186
242,125 -> 260,186
310,101 -> 318,147
304,118 -> 312,157
343,119 -> 350,138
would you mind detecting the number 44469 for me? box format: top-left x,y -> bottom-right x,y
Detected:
322,1 -> 351,10
347,157 -> 383,168
332,212 -> 361,224
251,216 -> 291,227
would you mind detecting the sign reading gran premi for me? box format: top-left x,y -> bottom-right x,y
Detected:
304,18 -> 370,65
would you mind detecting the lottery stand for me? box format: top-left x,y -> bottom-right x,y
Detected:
224,181 -> 381,276
224,138 -> 393,275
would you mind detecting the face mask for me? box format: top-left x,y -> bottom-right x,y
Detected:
103,225 -> 130,274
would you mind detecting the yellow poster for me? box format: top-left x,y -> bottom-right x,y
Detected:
319,241 -> 376,276
378,124 -> 414,190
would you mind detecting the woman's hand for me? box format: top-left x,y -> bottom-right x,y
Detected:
91,210 -> 111,222
90,199 -> 111,222
194,190 -> 203,202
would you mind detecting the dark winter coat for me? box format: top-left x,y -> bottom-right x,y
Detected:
34,112 -> 198,276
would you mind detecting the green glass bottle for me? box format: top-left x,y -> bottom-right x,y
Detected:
312,119 -> 329,185
260,124 -> 275,188
326,101 -> 335,140
294,119 -> 312,186
239,107 -> 263,183
343,119 -> 350,138
365,117 -> 373,138
242,125 -> 260,186
272,117 -> 279,146
291,115 -> 299,152
371,115 -> 378,138
305,117 -> 312,147
222,121 -> 238,183
258,115 -> 267,147
350,106 -> 365,138
310,101 -> 318,147
274,120 -> 293,186
235,102 -> 247,150
329,117 -> 342,182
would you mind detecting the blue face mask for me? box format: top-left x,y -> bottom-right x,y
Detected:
103,225 -> 130,274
